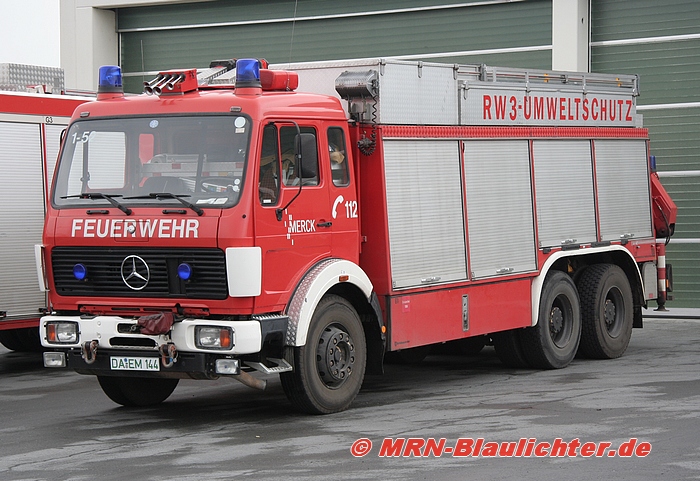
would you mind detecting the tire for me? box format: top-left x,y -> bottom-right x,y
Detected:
492,330 -> 530,368
0,330 -> 25,352
432,337 -> 485,357
0,328 -> 42,352
280,295 -> 366,414
576,264 -> 634,359
17,328 -> 43,352
521,271 -> 581,369
455,336 -> 487,356
384,345 -> 431,364
97,376 -> 179,407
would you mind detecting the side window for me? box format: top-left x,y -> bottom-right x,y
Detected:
280,126 -> 318,186
259,124 -> 280,205
328,127 -> 349,187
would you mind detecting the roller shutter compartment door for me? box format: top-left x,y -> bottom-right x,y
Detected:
464,140 -> 536,279
383,139 -> 467,289
533,140 -> 597,248
0,122 -> 45,320
594,139 -> 652,242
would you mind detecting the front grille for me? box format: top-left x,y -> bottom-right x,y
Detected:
52,247 -> 227,299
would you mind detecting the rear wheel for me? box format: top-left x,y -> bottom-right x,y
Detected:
577,264 -> 634,359
97,376 -> 179,407
280,295 -> 366,414
521,271 -> 581,369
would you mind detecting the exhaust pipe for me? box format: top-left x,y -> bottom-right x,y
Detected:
232,370 -> 267,391
143,74 -> 164,95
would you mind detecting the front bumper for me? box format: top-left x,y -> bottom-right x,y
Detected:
40,315 -> 263,354
40,314 -> 288,379
44,347 -> 227,380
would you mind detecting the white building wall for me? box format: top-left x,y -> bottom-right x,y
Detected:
552,0 -> 590,72
59,0 -> 210,90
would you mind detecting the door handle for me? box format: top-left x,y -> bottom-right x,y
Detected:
317,221 -> 332,228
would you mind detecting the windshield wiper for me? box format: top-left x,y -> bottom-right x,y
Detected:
125,193 -> 204,216
63,193 -> 132,215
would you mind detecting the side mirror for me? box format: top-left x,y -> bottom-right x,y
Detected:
295,133 -> 318,180
276,133 -> 318,221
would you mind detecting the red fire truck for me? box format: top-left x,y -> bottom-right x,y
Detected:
0,72 -> 89,351
38,58 -> 676,413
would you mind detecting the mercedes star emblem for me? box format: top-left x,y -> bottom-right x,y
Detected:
120,255 -> 150,290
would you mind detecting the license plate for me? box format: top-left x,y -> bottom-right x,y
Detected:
110,356 -> 160,371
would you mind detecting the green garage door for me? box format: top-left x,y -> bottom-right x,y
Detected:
116,0 -> 552,93
592,0 -> 700,307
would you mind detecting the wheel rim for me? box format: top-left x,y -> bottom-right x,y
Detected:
604,287 -> 624,338
316,324 -> 355,389
549,294 -> 573,348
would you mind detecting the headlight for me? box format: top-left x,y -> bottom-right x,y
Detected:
46,322 -> 79,344
195,326 -> 233,350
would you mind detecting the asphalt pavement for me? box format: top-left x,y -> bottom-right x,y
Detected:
0,315 -> 698,480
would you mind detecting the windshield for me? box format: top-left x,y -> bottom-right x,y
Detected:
53,115 -> 250,209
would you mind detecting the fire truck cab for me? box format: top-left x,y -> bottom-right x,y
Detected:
38,59 -> 676,414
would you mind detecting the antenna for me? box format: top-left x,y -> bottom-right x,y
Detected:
140,40 -> 145,86
287,0 -> 299,67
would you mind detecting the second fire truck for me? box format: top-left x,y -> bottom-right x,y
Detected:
38,58 -> 676,413
0,64 -> 89,351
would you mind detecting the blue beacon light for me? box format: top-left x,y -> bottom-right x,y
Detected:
235,59 -> 262,88
73,263 -> 88,281
177,263 -> 193,281
97,65 -> 124,96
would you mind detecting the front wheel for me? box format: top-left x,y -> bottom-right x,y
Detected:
97,376 -> 179,407
280,295 -> 366,414
521,271 -> 581,369
492,330 -> 530,368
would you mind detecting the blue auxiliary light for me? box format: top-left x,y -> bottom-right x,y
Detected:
235,59 -> 262,88
73,263 -> 88,281
98,65 -> 123,94
177,263 -> 193,281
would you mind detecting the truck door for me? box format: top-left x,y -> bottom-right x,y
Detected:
254,123 -> 331,308
325,125 -> 360,262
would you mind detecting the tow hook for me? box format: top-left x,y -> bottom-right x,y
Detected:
81,340 -> 98,364
159,342 -> 178,368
